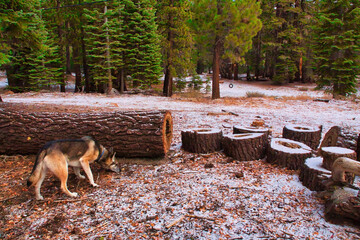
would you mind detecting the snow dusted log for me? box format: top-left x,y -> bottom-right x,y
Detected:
320,147 -> 356,171
233,125 -> 271,138
0,105 -> 173,158
299,157 -> 331,191
222,133 -> 268,161
267,138 -> 312,170
282,124 -> 322,150
318,126 -> 340,151
181,128 -> 222,153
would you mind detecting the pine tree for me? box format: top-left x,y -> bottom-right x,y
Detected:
121,0 -> 162,89
193,0 -> 262,99
312,0 -> 360,97
157,0 -> 194,97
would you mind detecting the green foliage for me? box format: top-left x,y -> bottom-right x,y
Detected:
312,0 -> 360,97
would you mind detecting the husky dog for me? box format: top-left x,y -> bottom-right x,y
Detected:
27,136 -> 119,200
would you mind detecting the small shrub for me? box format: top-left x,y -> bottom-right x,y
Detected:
246,91 -> 266,98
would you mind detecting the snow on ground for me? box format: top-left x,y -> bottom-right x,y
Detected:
1,78 -> 360,239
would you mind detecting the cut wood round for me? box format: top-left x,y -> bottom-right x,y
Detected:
233,125 -> 270,138
266,138 -> 312,170
181,128 -> 222,153
318,126 -> 340,151
282,124 -> 322,150
0,104 -> 173,158
222,133 -> 268,161
299,157 -> 331,191
320,147 -> 356,171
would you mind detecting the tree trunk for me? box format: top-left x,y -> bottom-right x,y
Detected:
267,138 -> 312,170
357,134 -> 360,161
181,128 -> 222,153
299,157 -> 331,191
282,124 -> 322,150
73,45 -> 82,93
104,4 -> 112,95
212,36 -> 221,99
320,147 -> 356,171
223,133 -> 268,161
163,5 -> 174,97
57,0 -> 66,93
233,63 -> 239,80
80,19 -> 90,93
0,103 -> 173,158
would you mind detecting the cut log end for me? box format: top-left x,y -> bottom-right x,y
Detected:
162,111 -> 173,154
282,124 -> 322,150
320,147 -> 356,171
267,138 -> 312,170
299,157 -> 331,191
181,128 -> 222,153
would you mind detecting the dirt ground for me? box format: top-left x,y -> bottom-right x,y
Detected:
1,80 -> 360,239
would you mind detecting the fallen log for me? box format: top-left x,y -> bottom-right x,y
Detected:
223,133 -> 268,161
320,147 -> 356,171
181,128 -> 222,153
282,124 -> 322,150
0,103 -> 173,158
267,138 -> 312,170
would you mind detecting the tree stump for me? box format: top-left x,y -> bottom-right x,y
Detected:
222,133 -> 268,161
318,126 -> 340,151
320,147 -> 356,171
267,138 -> 312,170
282,124 -> 322,150
233,125 -> 271,138
0,104 -> 173,158
181,128 -> 222,153
299,157 -> 331,191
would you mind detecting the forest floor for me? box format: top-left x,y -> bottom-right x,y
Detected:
1,76 -> 360,239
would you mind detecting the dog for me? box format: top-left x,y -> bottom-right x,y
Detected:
27,136 -> 119,200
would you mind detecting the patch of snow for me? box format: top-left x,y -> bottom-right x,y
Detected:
321,146 -> 355,154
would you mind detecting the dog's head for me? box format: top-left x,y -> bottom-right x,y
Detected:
98,147 -> 119,173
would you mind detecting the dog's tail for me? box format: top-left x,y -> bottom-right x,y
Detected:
27,148 -> 47,187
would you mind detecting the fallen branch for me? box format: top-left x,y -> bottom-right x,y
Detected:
166,215 -> 185,229
0,195 -> 18,202
53,198 -> 87,203
186,214 -> 216,222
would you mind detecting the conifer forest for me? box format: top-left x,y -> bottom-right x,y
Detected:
1,0 -> 359,98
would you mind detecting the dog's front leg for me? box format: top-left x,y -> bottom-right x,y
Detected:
79,158 -> 99,187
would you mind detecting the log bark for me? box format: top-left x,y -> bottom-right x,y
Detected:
267,138 -> 312,170
223,133 -> 268,161
282,124 -> 322,150
324,186 -> 360,223
320,147 -> 356,171
181,128 -> 222,153
299,157 -> 331,191
0,104 -> 173,158
233,125 -> 270,138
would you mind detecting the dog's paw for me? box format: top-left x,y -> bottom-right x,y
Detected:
70,192 -> 78,198
36,195 -> 44,200
92,183 -> 100,187
77,174 -> 86,179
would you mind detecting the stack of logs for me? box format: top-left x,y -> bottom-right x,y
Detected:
182,123 -> 360,223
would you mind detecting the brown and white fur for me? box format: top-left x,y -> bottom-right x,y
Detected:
27,136 -> 118,200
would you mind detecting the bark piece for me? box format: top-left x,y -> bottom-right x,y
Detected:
233,125 -> 271,138
222,133 -> 268,161
320,147 -> 356,171
0,106 -> 173,158
181,128 -> 222,153
267,138 -> 312,170
324,186 -> 360,223
282,124 -> 322,150
299,157 -> 331,191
